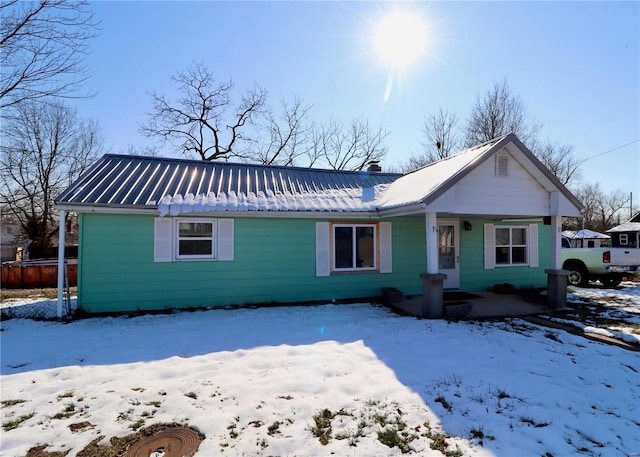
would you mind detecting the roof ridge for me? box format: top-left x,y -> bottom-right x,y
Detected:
405,134 -> 509,175
101,153 -> 402,177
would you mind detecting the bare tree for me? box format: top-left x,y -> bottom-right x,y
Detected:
421,108 -> 460,161
403,108 -> 461,171
464,79 -> 541,147
569,183 -> 631,232
534,139 -> 581,187
250,96 -> 313,166
124,144 -> 161,157
140,62 -> 267,161
0,0 -> 97,112
310,118 -> 389,171
0,100 -> 102,257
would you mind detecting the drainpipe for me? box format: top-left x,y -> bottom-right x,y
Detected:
56,209 -> 66,319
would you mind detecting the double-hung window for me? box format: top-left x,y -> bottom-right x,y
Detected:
495,226 -> 527,265
333,224 -> 376,271
154,217 -> 234,263
176,219 -> 216,259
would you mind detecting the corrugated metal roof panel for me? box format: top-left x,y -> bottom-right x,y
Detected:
55,154 -> 402,212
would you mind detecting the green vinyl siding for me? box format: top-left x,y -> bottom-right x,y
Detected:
78,214 -> 426,313
77,213 -> 551,313
459,217 -> 550,291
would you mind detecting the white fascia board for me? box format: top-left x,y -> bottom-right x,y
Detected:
377,203 -> 427,218
54,204 -> 382,220
54,204 -> 159,215
164,210 -> 382,220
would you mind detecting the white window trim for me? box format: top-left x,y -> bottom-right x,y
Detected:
495,226 -> 528,267
154,217 -> 235,263
619,234 -> 629,246
332,223 -> 378,272
485,223 -> 538,269
175,218 -> 217,260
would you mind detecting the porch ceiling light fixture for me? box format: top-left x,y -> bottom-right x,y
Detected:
463,220 -> 472,231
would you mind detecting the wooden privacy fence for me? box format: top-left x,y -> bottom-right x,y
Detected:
1,259 -> 77,289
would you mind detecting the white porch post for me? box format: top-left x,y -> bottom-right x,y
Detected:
420,211 -> 446,318
550,215 -> 562,269
545,192 -> 568,310
56,209 -> 66,319
425,212 -> 438,274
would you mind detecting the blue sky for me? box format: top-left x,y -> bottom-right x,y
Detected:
80,1 -> 639,200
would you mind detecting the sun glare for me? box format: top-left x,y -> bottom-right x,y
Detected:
374,10 -> 427,70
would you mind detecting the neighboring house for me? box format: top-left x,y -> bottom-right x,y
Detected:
561,229 -> 611,248
54,134 -> 583,317
0,219 -> 25,262
606,212 -> 640,268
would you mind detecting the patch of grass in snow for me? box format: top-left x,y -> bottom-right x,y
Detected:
469,425 -> 495,446
544,331 -> 563,343
51,403 -> 76,420
184,391 -> 197,399
421,421 -> 463,457
1,398 -> 27,407
519,416 -> 550,428
1,287 -> 77,301
116,409 -> 133,422
3,412 -> 35,431
25,444 -> 70,456
435,395 -> 453,412
129,418 -> 145,430
377,428 -> 413,454
435,374 -> 462,388
309,401 -> 463,454
267,421 -> 280,436
309,408 -> 335,445
57,391 -> 74,399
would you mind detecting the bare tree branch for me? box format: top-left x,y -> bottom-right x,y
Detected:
533,139 -> 581,186
464,78 -> 541,148
0,0 -> 98,112
0,100 -> 102,256
140,62 -> 267,161
311,118 -> 389,171
568,183 -> 631,232
247,96 -> 313,166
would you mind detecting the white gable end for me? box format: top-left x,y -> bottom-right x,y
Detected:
426,149 -> 551,216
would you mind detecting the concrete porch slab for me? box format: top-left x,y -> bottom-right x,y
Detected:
387,289 -> 547,319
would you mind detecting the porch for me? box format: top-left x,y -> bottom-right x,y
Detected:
385,288 -> 549,319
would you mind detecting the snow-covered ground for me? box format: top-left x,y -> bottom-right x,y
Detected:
1,285 -> 639,456
561,281 -> 640,344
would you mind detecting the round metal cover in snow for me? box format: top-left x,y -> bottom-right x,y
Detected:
125,427 -> 202,457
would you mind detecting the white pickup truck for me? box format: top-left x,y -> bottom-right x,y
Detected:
561,237 -> 635,287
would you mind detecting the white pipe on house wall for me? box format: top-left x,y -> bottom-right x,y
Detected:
57,209 -> 66,319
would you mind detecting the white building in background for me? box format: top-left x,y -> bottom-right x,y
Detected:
0,219 -> 24,261
561,229 -> 611,248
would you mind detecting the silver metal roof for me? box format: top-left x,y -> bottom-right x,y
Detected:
55,154 -> 402,210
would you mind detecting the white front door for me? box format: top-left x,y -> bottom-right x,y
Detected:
438,219 -> 460,289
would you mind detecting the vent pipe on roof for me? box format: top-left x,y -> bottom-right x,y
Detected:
367,161 -> 382,172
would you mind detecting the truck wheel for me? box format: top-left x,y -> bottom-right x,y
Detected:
599,276 -> 622,288
566,264 -> 589,287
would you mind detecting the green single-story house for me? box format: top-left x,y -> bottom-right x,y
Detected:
54,134 -> 583,317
